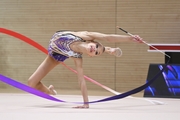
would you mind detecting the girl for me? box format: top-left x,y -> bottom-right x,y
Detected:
27,30 -> 143,108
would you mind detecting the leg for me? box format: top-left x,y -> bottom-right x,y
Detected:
28,55 -> 60,95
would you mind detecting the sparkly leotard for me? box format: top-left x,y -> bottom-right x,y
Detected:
48,31 -> 85,62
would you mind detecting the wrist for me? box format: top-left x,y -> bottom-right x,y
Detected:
129,36 -> 134,41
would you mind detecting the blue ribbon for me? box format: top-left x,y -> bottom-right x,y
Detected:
0,65 -> 166,104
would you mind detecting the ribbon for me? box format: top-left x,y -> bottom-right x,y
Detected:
0,28 -> 167,104
0,64 -> 166,104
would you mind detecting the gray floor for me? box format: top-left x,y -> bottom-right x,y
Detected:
0,93 -> 179,120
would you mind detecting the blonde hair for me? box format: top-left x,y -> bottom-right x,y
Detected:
105,47 -> 122,57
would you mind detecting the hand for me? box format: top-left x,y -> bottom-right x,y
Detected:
73,104 -> 89,109
132,35 -> 143,43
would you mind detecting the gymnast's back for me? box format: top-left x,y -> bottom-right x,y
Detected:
55,30 -> 94,41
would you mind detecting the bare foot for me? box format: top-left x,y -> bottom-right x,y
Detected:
48,85 -> 57,95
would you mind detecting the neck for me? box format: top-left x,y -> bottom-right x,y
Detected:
70,42 -> 87,54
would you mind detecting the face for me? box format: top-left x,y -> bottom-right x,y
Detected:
86,42 -> 104,57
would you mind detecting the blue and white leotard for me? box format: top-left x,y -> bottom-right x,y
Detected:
48,31 -> 85,62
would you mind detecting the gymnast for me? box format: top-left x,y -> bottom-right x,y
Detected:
27,30 -> 143,108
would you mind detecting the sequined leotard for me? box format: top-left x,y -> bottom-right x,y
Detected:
48,31 -> 85,62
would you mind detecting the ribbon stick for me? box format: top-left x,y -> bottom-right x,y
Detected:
117,27 -> 171,58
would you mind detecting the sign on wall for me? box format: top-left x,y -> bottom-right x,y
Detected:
144,64 -> 180,98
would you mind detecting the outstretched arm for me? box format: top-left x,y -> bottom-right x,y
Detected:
86,32 -> 142,43
72,57 -> 89,108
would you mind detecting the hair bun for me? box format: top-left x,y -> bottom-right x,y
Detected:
112,47 -> 122,57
